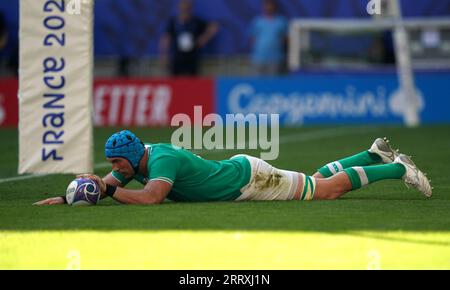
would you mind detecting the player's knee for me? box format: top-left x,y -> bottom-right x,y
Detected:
315,192 -> 337,200
316,180 -> 344,200
334,183 -> 348,196
327,183 -> 347,200
322,191 -> 340,200
312,172 -> 324,178
326,174 -> 350,199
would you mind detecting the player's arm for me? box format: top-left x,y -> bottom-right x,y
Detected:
160,33 -> 171,55
100,155 -> 177,205
107,180 -> 172,205
103,172 -> 124,187
197,21 -> 219,48
159,19 -> 173,68
99,172 -> 125,200
33,173 -> 123,206
85,174 -> 172,205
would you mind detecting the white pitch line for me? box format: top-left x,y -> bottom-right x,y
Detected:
0,174 -> 48,184
194,126 -> 380,155
0,162 -> 112,184
0,126 -> 380,184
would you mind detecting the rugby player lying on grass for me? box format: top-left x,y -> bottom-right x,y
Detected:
34,130 -> 432,206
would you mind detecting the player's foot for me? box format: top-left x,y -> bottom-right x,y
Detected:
369,137 -> 399,163
394,154 -> 432,198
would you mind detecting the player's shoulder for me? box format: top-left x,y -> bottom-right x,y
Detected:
147,143 -> 183,160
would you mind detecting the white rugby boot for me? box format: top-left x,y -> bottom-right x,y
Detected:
369,137 -> 400,164
394,154 -> 433,198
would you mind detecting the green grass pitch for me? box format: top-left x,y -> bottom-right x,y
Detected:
0,125 -> 449,269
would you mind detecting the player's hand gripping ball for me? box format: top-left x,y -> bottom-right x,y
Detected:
66,178 -> 101,206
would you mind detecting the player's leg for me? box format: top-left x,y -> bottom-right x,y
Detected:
313,162 -> 406,200
313,138 -> 399,178
233,153 -> 431,202
312,154 -> 432,200
233,154 -> 301,201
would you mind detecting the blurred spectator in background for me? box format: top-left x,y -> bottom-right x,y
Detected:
250,0 -> 288,76
0,12 -> 7,51
383,33 -> 396,65
0,11 -> 18,77
369,1 -> 395,65
160,0 -> 219,76
117,56 -> 131,77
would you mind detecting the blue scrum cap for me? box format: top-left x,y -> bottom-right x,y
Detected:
105,130 -> 145,171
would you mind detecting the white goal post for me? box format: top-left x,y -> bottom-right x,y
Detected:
288,17 -> 450,70
288,17 -> 450,127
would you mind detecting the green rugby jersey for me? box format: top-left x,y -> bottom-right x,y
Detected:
111,143 -> 251,202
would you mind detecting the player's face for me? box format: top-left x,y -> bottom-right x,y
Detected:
107,157 -> 134,178
263,1 -> 276,15
178,0 -> 192,16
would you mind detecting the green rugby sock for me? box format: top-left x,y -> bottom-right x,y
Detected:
318,151 -> 382,178
344,163 -> 406,190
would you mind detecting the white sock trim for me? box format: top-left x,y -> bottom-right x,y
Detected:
327,163 -> 336,174
327,162 -> 343,175
354,166 -> 369,186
